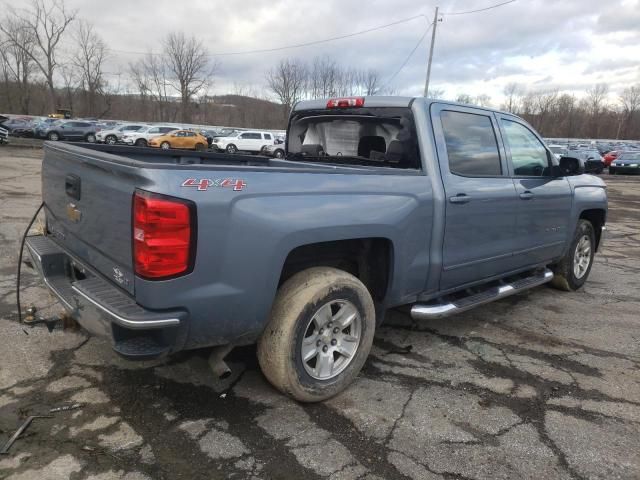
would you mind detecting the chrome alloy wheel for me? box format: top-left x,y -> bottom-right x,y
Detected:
300,299 -> 362,380
573,234 -> 592,279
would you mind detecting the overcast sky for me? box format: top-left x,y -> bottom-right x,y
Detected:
66,0 -> 640,105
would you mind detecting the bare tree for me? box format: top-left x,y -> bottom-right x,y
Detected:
72,20 -> 107,117
358,69 -> 381,96
1,0 -> 76,111
163,32 -> 214,123
129,53 -> 173,121
427,88 -> 445,100
474,94 -> 492,107
586,83 -> 609,137
309,56 -> 341,99
0,18 -> 36,113
266,58 -> 308,111
619,84 -> 640,138
59,64 -> 79,113
455,93 -> 474,104
502,82 -> 523,113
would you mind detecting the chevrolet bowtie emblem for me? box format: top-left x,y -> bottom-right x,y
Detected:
66,203 -> 82,223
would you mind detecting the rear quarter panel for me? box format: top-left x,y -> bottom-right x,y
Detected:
135,169 -> 434,348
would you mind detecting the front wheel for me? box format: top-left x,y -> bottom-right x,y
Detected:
195,143 -> 205,152
226,144 -> 237,154
257,267 -> 376,402
85,133 -> 96,143
105,135 -> 117,145
274,149 -> 285,159
47,132 -> 60,141
550,219 -> 596,291
135,139 -> 147,147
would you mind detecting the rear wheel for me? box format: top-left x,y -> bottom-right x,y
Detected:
160,141 -> 171,150
550,219 -> 595,291
135,139 -> 147,147
257,267 -> 375,402
226,144 -> 237,154
85,133 -> 96,143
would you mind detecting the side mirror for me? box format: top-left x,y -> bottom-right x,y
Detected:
554,156 -> 583,177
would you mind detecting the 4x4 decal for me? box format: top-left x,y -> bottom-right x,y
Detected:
181,178 -> 246,191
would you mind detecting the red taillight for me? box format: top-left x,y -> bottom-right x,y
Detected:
133,191 -> 195,279
326,97 -> 365,109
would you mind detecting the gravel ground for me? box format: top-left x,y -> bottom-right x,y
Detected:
0,145 -> 639,480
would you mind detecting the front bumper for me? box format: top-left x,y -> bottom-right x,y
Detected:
26,235 -> 187,358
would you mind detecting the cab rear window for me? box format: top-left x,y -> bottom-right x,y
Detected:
288,107 -> 420,169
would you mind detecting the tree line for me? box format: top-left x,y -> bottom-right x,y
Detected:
1,1 -> 638,138
451,83 -> 640,140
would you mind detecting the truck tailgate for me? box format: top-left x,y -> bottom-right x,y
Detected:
42,144 -> 147,295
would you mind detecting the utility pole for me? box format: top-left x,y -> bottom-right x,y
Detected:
424,6 -> 439,97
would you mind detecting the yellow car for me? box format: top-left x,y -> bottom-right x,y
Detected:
148,130 -> 208,151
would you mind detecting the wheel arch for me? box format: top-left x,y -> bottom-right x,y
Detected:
277,237 -> 395,307
579,208 -> 606,251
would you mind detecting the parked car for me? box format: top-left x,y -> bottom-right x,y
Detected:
548,144 -> 568,160
603,150 -> 621,167
0,126 -> 8,145
147,129 -> 208,151
262,142 -> 285,158
0,117 -> 35,135
573,150 -> 605,174
26,96 -> 607,402
123,126 -> 180,147
96,124 -> 147,145
609,151 -> 640,175
211,128 -> 241,140
213,130 -> 275,153
34,120 -> 98,142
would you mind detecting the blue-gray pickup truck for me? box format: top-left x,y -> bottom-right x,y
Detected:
26,97 -> 607,401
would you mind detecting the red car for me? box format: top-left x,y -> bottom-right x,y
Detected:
603,150 -> 621,167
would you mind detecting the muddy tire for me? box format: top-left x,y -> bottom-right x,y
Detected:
550,219 -> 596,291
257,267 -> 376,402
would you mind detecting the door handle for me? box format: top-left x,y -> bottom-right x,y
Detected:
449,194 -> 471,204
519,191 -> 534,200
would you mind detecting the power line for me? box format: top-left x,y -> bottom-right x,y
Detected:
107,14 -> 429,58
384,23 -> 434,89
441,0 -> 517,16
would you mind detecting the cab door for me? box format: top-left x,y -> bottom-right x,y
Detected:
496,116 -> 573,266
236,133 -> 252,150
173,130 -> 187,148
431,104 -> 520,291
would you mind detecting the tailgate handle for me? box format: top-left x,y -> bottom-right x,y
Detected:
65,174 -> 81,200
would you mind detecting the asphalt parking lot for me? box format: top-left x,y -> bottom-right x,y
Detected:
0,145 -> 639,480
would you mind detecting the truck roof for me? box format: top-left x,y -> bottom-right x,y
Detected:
293,96 -> 519,119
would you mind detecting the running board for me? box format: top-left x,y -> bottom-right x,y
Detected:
411,269 -> 554,320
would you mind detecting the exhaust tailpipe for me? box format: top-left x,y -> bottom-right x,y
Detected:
208,344 -> 234,380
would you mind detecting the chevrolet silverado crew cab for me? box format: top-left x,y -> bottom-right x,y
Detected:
26,97 -> 607,402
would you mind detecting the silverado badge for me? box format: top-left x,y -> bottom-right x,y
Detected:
66,203 -> 82,223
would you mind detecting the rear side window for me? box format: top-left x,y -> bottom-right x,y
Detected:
160,127 -> 174,133
440,111 -> 502,176
501,120 -> 549,176
264,133 -> 272,140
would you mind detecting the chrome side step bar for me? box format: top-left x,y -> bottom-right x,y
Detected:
411,269 -> 554,320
